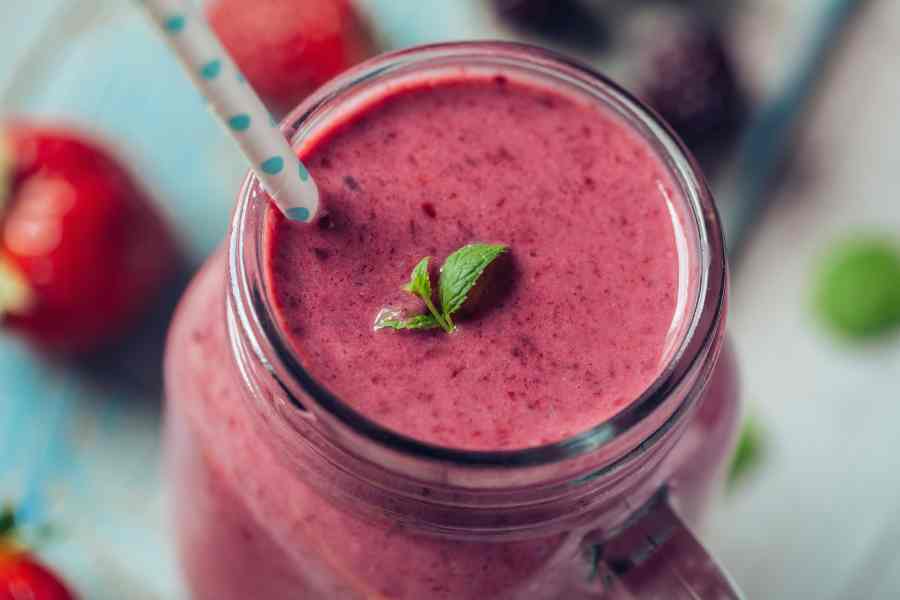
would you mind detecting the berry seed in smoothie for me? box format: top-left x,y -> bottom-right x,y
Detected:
265,75 -> 681,450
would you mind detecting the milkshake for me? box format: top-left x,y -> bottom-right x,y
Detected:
165,43 -> 739,599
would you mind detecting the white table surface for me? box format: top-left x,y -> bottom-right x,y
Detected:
707,2 -> 900,597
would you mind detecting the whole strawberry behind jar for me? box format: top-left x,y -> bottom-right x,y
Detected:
0,507 -> 77,600
0,123 -> 185,389
207,0 -> 377,117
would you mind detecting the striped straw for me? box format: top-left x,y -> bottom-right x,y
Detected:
139,0 -> 319,222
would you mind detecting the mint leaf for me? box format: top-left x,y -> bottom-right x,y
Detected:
376,242 -> 508,335
439,243 -> 507,328
403,257 -> 432,300
400,256 -> 451,332
374,309 -> 441,331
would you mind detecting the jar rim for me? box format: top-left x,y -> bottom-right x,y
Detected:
227,41 -> 727,473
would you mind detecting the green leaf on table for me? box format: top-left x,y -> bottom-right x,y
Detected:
728,417 -> 765,487
399,256 -> 451,331
814,236 -> 900,339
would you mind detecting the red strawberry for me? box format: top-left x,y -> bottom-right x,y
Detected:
0,554 -> 75,600
208,0 -> 376,116
0,509 -> 76,600
0,124 -> 179,354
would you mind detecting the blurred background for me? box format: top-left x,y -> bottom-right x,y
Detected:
1,0 -> 899,598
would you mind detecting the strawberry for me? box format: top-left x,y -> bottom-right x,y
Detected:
0,508 -> 76,600
0,555 -> 75,600
0,124 -> 179,354
207,0 -> 376,116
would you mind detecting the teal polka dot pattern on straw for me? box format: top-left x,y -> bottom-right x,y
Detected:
140,0 -> 319,222
228,114 -> 251,131
200,59 -> 222,80
261,156 -> 285,175
163,14 -> 185,32
285,207 -> 311,222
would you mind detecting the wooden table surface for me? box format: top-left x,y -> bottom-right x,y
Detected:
1,1 -> 898,598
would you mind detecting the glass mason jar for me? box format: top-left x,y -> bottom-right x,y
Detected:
164,42 -> 741,599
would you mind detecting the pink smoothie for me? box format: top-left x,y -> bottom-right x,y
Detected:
165,59 -> 738,600
265,76 -> 680,450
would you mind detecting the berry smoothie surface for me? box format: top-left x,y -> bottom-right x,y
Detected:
265,75 -> 682,450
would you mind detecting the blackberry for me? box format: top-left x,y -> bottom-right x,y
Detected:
490,0 -> 607,49
639,16 -> 747,157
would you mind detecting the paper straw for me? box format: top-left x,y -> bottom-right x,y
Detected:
139,0 -> 319,222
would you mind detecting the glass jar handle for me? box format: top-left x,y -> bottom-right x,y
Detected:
572,488 -> 743,599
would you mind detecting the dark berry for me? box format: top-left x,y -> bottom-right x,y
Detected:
490,0 -> 607,49
316,211 -> 336,231
638,16 -> 747,158
490,0 -> 555,25
343,175 -> 360,191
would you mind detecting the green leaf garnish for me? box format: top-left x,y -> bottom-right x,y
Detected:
376,242 -> 508,334
374,309 -> 441,331
403,256 -> 432,299
439,243 -> 508,330
401,257 -> 452,331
